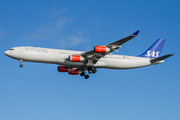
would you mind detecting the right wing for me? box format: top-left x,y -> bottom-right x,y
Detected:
81,30 -> 140,64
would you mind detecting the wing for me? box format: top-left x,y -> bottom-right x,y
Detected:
81,30 -> 140,65
107,30 -> 140,47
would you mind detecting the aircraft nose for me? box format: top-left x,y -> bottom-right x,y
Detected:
4,50 -> 9,56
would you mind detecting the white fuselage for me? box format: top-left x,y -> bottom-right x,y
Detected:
4,46 -> 152,69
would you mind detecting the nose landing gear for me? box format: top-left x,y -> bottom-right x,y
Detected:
20,60 -> 23,67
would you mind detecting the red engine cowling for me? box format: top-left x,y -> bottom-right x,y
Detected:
94,46 -> 111,53
69,55 -> 85,62
57,66 -> 71,72
68,69 -> 81,75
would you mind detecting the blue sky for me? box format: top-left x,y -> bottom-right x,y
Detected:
0,0 -> 180,120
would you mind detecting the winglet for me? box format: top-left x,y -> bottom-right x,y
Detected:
132,30 -> 140,36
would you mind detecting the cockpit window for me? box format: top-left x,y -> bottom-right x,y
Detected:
9,49 -> 14,50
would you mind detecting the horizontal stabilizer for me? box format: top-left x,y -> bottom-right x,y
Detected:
150,54 -> 174,63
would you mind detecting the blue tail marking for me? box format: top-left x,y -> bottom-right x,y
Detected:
138,39 -> 166,58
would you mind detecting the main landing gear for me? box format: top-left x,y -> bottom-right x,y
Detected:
80,72 -> 89,79
88,66 -> 97,74
80,66 -> 97,79
20,60 -> 23,67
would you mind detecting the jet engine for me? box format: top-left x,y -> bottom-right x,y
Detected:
69,55 -> 85,62
57,66 -> 71,72
94,46 -> 111,53
68,69 -> 81,75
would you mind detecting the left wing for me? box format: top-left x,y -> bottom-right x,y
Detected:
81,30 -> 140,65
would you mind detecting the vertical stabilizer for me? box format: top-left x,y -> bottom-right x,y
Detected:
138,39 -> 166,58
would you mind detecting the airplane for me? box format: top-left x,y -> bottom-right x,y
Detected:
4,30 -> 174,79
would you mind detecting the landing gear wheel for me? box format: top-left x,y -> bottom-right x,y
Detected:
92,69 -> 97,73
88,66 -> 93,74
80,72 -> 85,76
85,75 -> 89,79
19,60 -> 23,67
88,70 -> 92,74
20,64 -> 23,67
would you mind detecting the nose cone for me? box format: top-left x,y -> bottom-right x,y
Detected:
4,50 -> 9,56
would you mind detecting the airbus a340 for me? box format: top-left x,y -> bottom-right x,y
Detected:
4,30 -> 174,79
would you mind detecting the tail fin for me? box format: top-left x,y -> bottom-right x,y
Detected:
138,39 -> 166,58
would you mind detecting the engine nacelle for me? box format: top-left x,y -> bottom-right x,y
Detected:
68,69 -> 81,75
94,46 -> 111,53
57,66 -> 71,72
69,55 -> 85,62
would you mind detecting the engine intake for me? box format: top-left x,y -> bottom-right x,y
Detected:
94,46 -> 111,53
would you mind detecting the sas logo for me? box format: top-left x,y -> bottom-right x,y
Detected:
145,50 -> 160,58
